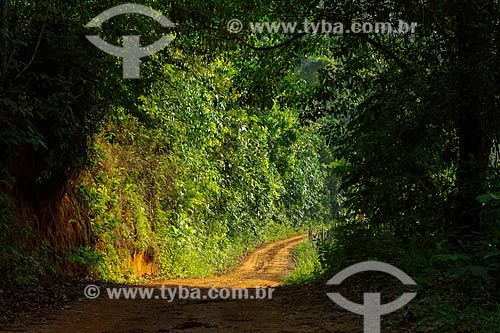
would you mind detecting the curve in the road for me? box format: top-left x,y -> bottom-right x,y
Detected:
152,234 -> 307,288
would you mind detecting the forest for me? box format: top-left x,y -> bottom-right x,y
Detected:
0,1 -> 499,332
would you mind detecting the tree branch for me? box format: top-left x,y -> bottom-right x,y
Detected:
13,20 -> 47,82
356,34 -> 408,70
228,33 -> 305,51
13,2 -> 52,83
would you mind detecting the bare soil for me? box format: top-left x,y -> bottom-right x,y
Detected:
0,235 -> 382,332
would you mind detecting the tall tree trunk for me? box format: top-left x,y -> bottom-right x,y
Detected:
1,0 -> 8,83
455,0 -> 494,235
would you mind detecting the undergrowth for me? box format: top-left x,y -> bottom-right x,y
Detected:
283,239 -> 321,284
284,218 -> 500,332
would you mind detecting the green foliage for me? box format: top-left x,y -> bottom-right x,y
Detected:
0,0 -> 329,282
0,217 -> 56,284
0,0 -> 172,281
315,220 -> 406,275
401,232 -> 500,332
283,240 -> 321,285
312,219 -> 500,332
74,54 -> 330,280
410,296 -> 500,333
66,246 -> 105,271
2,4 -> 498,333
295,3 -> 499,328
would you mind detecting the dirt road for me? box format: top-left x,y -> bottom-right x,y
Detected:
154,234 -> 308,289
5,235 -> 365,332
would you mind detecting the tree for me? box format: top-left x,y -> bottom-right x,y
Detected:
454,0 -> 497,233
300,0 -> 500,238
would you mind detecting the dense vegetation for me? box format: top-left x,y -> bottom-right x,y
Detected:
0,1 -> 330,281
285,1 -> 500,331
1,1 -> 499,331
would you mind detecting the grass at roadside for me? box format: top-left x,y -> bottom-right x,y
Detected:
282,239 -> 320,285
